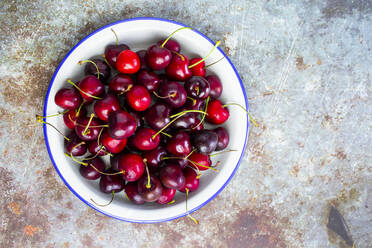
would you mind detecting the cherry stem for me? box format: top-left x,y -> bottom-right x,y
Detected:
78,60 -> 100,80
101,54 -> 111,67
212,161 -> 221,168
67,79 -> 102,100
97,127 -> 104,146
186,96 -> 196,105
209,149 -> 238,157
185,149 -> 195,159
185,188 -> 198,224
82,113 -> 95,136
36,110 -> 68,119
204,56 -> 225,68
222,103 -> 258,127
152,113 -> 187,139
167,200 -> 175,204
36,117 -> 70,141
111,28 -> 119,46
152,90 -> 176,99
171,51 -> 185,61
91,191 -> 115,207
161,27 -> 191,48
189,40 -> 221,69
170,109 -> 207,119
162,156 -> 217,172
193,96 -> 209,129
124,191 -> 130,201
118,84 -> 133,95
195,86 -> 199,95
76,99 -> 86,117
74,123 -> 108,128
144,159 -> 151,189
82,146 -> 105,160
188,162 -> 202,179
160,131 -> 172,138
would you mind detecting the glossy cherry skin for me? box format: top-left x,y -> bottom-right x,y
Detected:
137,175 -> 163,202
144,102 -> 171,130
188,117 -> 204,132
116,50 -> 140,74
79,157 -> 105,180
132,128 -> 160,151
75,117 -> 102,141
165,53 -> 192,81
191,130 -> 218,154
99,170 -> 125,193
185,76 -> 210,99
65,132 -> 87,156
143,146 -> 167,167
180,167 -> 199,192
160,164 -> 185,190
94,93 -> 120,122
118,153 -> 145,182
88,140 -> 106,156
78,75 -> 104,103
214,127 -> 229,151
55,88 -> 82,109
146,44 -> 171,70
167,131 -> 191,156
125,182 -> 145,205
184,98 -> 205,110
171,111 -> 196,130
108,74 -> 134,95
126,85 -> 151,112
63,108 -> 86,129
101,131 -> 127,154
127,110 -> 144,129
189,58 -> 205,77
107,110 -> 136,140
105,44 -> 130,68
110,153 -> 121,171
206,100 -> 229,124
167,158 -> 188,169
158,81 -> 187,108
136,50 -> 150,70
188,152 -> 211,171
157,187 -> 176,204
84,58 -> 111,83
206,75 -> 223,99
137,69 -> 161,92
156,39 -> 180,53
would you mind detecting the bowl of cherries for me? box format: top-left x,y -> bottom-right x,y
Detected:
42,17 -> 252,223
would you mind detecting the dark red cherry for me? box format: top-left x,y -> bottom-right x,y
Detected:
137,175 -> 163,202
156,39 -> 180,53
116,50 -> 140,74
137,69 -> 161,92
158,81 -> 187,108
189,118 -> 204,131
191,130 -> 218,154
136,50 -> 150,70
180,167 -> 199,192
125,182 -> 145,205
105,44 -> 130,68
206,75 -> 223,99
84,58 -> 111,83
184,98 -> 205,110
143,146 -> 167,167
165,53 -> 191,81
94,93 -> 120,122
63,108 -> 87,129
75,116 -> 102,141
88,140 -> 106,156
171,110 -> 196,129
79,157 -> 105,180
188,152 -> 211,171
55,88 -> 82,109
184,76 -> 210,99
206,100 -> 229,124
126,85 -> 151,112
189,58 -> 205,77
167,158 -> 188,169
110,153 -> 121,171
65,132 -> 87,156
118,153 -> 145,182
101,131 -> 127,154
107,110 -> 136,140
167,131 -> 191,156
132,128 -> 160,151
144,102 -> 171,130
160,164 -> 185,190
108,74 -> 134,95
157,187 -> 176,204
127,110 -> 144,129
146,44 -> 171,70
78,75 -> 104,103
99,170 -> 125,193
213,127 -> 229,151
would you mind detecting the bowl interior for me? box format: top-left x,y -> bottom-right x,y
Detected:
44,18 -> 248,223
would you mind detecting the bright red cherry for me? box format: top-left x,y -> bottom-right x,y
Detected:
206,99 -> 229,124
132,128 -> 160,151
94,93 -> 120,122
157,187 -> 176,204
118,153 -> 145,182
78,75 -> 104,103
188,152 -> 211,171
116,50 -> 140,74
126,85 -> 151,112
146,44 -> 172,70
107,110 -> 137,140
101,131 -> 127,154
55,88 -> 82,109
189,57 -> 205,77
165,53 -> 192,81
166,131 -> 191,156
105,44 -> 130,68
180,167 -> 199,192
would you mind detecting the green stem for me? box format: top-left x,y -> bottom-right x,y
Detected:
222,103 -> 258,127
161,27 -> 191,47
189,40 -> 221,68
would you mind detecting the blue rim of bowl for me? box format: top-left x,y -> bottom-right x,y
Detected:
43,17 -> 249,223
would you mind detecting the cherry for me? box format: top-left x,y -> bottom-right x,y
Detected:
76,75 -> 104,103
118,153 -> 145,182
83,59 -> 111,83
146,44 -> 172,70
188,152 -> 211,171
55,88 -> 82,109
171,110 -> 196,130
65,132 -> 87,156
126,85 -> 151,112
79,157 -> 105,180
158,81 -> 187,108
94,93 -> 120,122
136,50 -> 150,70
167,131 -> 191,156
63,108 -> 86,129
156,39 -> 181,53
189,58 -> 205,77
165,53 -> 191,81
101,131 -> 127,154
143,146 -> 167,167
189,118 -> 204,131
108,74 -> 133,95
125,182 -> 145,205
137,175 -> 163,202
160,164 -> 185,190
110,153 -> 121,171
127,110 -> 144,129
75,116 -> 102,141
144,102 -> 171,130
116,50 -> 140,74
191,130 -> 218,154
99,170 -> 125,193
184,98 -> 205,110
88,140 -> 106,156
184,76 -> 210,99
206,75 -> 223,99
105,44 -> 130,68
206,99 -> 229,124
137,69 -> 161,92
167,157 -> 188,169
157,187 -> 176,204
132,128 -> 160,151
180,167 -> 199,192
213,127 -> 229,151
107,110 -> 136,140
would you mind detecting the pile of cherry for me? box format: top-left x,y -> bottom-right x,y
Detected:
50,27 -> 240,212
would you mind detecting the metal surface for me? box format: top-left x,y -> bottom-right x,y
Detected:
0,0 -> 371,247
